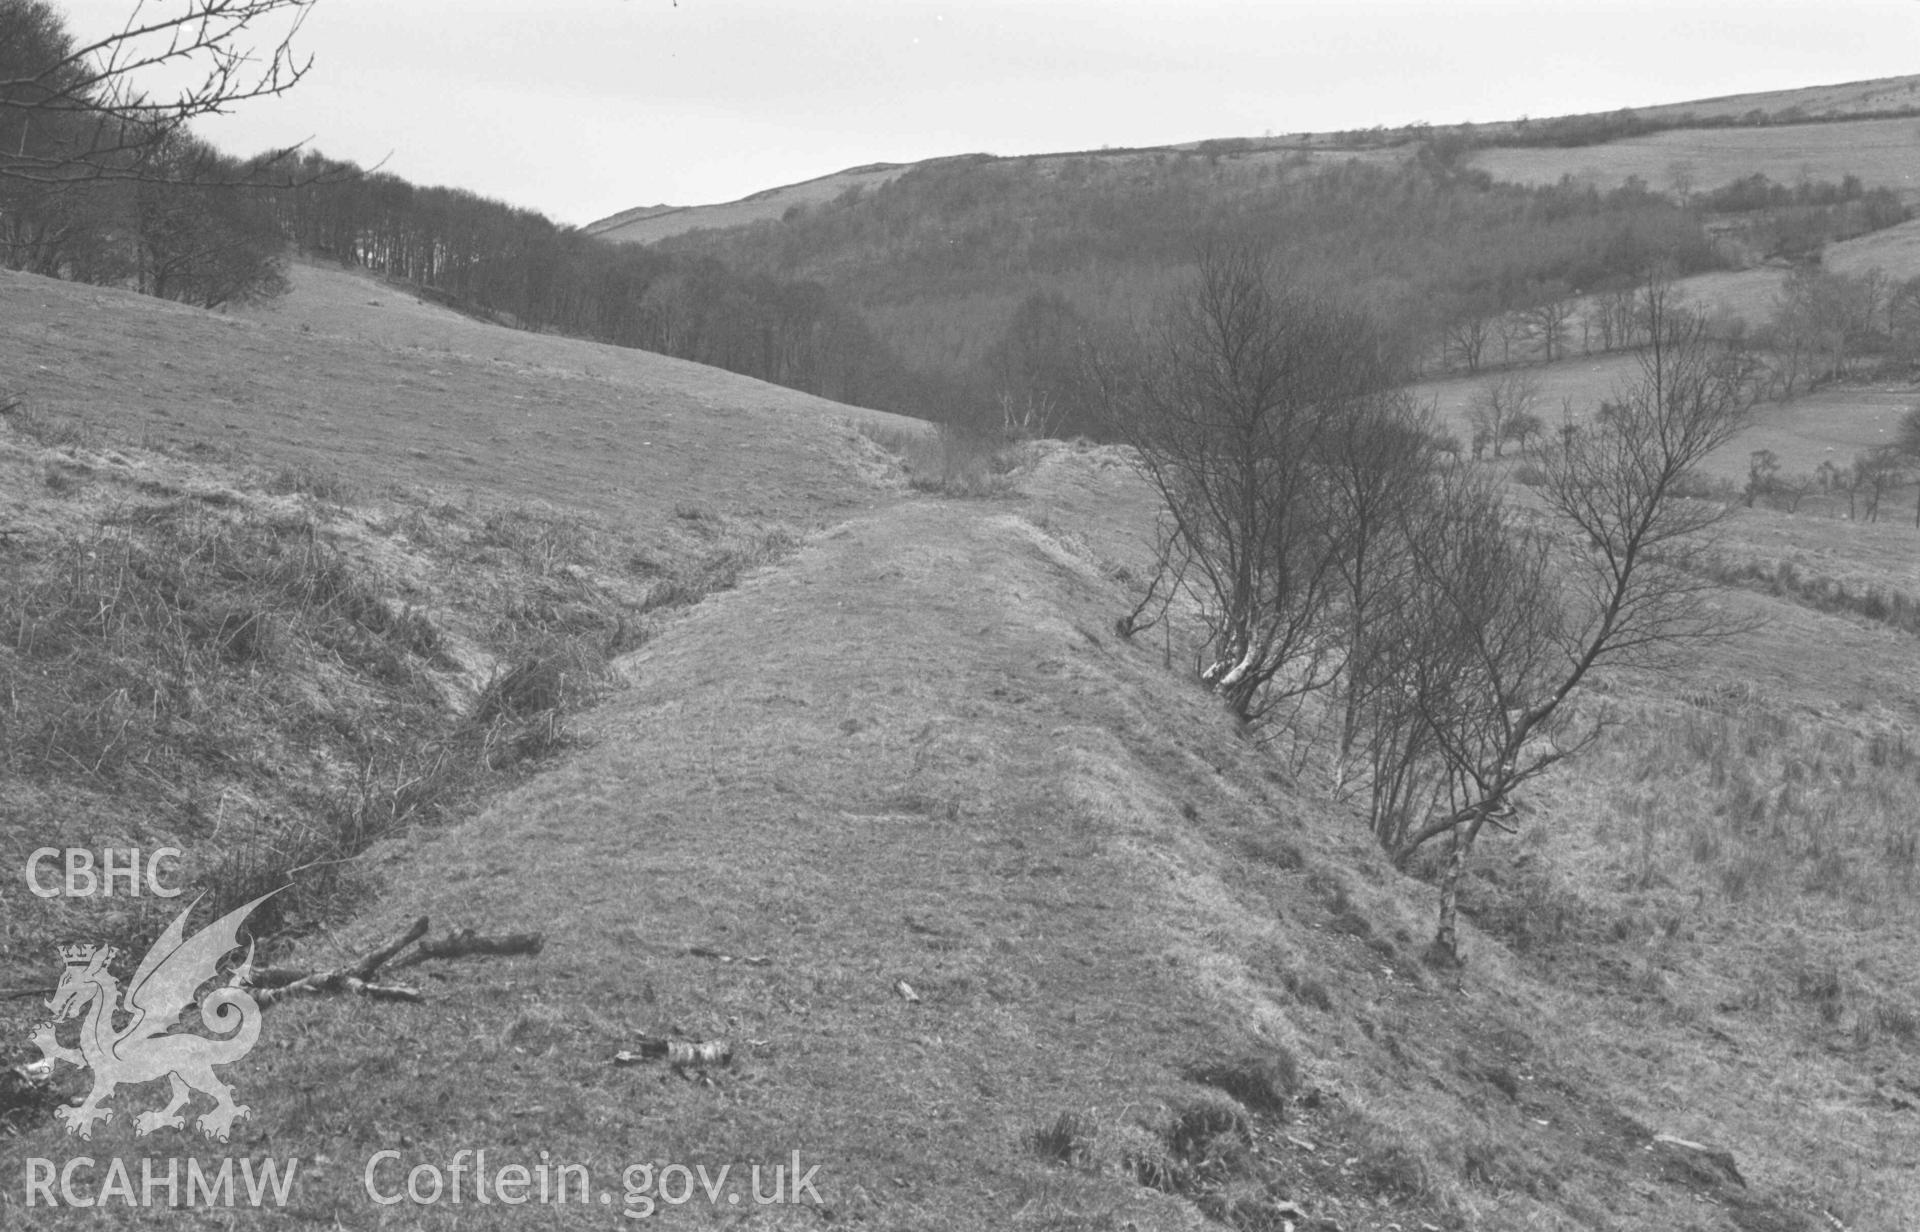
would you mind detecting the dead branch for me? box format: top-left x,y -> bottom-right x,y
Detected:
349,915 -> 431,978
249,916 -> 428,1008
1,0 -> 317,185
391,927 -> 545,970
253,973 -> 423,1006
242,916 -> 545,1007
683,945 -> 772,967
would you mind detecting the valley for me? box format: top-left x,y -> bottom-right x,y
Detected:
3,69 -> 1919,1232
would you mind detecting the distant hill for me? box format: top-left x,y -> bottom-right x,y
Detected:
573,74 -> 1920,437
589,74 -> 1920,249
583,161 -> 913,245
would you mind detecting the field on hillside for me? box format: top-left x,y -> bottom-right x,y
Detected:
1470,114 -> 1920,200
1622,74 -> 1920,125
1662,215 -> 1920,330
1417,356 -> 1919,485
596,76 -> 1920,256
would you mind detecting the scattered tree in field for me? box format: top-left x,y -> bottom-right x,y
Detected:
1520,284 -> 1577,362
1666,159 -> 1695,205
1441,304 -> 1493,374
1888,277 -> 1920,360
1851,447 -> 1905,524
1494,312 -> 1529,367
1896,406 -> 1920,527
1502,410 -> 1546,456
1768,264 -> 1883,394
1465,369 -> 1541,460
1593,284 -> 1640,353
1745,449 -> 1781,508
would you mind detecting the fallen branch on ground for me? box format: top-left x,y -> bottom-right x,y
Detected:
250,916 -> 429,1007
245,917 -> 544,1008
392,927 -> 545,969
683,945 -> 772,967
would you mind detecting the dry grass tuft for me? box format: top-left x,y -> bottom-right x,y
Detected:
856,419 -> 1037,497
1185,1049 -> 1301,1116
265,462 -> 358,503
4,396 -> 98,450
1029,1109 -> 1103,1168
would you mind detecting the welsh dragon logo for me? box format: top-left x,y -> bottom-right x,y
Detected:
28,892 -> 277,1142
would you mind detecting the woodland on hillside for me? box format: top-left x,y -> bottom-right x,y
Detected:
0,0 -> 308,308
1,0 -> 938,410
656,146 -> 1919,436
7,0 -> 1919,448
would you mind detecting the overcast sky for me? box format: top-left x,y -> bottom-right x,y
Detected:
58,1 -> 1920,227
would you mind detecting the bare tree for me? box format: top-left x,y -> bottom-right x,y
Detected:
1465,368 -> 1541,460
1092,241 -> 1402,722
1896,406 -> 1920,527
1323,392 -> 1441,779
1666,158 -> 1695,206
1744,448 -> 1781,508
1502,410 -> 1546,456
1888,277 -> 1920,360
1392,273 -> 1756,965
1520,285 -> 1577,363
1442,308 -> 1493,374
1852,447 -> 1904,523
1112,515 -> 1190,644
131,129 -> 286,306
0,0 -> 314,186
1593,285 -> 1638,353
1495,312 -> 1529,367
1770,265 -> 1879,390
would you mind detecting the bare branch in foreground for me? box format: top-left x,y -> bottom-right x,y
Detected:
243,916 -> 545,1008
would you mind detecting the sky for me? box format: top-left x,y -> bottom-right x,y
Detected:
55,0 -> 1920,227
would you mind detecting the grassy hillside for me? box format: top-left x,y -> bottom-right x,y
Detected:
0,256 -> 918,1041
0,258 -> 908,526
3,259 -> 1917,1231
584,163 -> 914,246
589,75 -> 1920,248
1615,73 -> 1920,126
1470,114 -> 1920,202
1414,344 -> 1920,487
